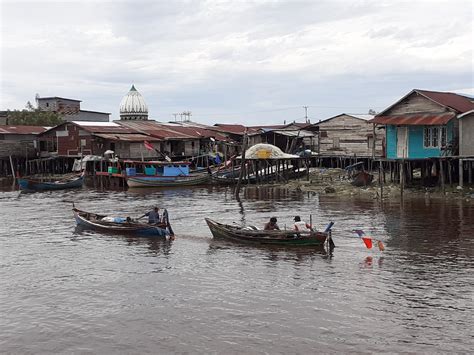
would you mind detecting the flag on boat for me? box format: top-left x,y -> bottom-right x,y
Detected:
144,140 -> 154,151
353,229 -> 384,251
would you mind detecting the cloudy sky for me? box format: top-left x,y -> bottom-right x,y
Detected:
1,0 -> 472,125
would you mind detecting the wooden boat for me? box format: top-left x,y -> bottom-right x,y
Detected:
73,207 -> 173,238
18,173 -> 84,191
205,218 -> 334,247
351,171 -> 374,187
127,171 -> 211,187
122,160 -> 212,188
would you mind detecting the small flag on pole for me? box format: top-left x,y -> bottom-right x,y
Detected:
144,140 -> 154,151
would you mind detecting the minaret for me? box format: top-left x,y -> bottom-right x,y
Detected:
119,85 -> 149,120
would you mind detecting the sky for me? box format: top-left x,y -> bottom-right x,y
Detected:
0,0 -> 472,125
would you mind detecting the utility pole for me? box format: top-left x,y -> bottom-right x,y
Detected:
303,106 -> 308,123
173,113 -> 178,121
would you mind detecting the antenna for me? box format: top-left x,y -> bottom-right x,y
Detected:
303,106 -> 308,123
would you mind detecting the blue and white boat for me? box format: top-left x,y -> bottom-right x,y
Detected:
124,161 -> 211,188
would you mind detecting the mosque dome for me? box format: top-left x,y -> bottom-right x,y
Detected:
119,85 -> 149,120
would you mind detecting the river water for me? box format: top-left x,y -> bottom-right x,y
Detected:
0,186 -> 473,354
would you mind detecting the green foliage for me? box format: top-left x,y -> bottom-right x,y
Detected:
7,101 -> 64,126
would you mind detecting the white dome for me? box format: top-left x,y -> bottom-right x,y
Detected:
119,85 -> 148,120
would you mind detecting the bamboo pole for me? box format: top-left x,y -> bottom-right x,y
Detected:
9,156 -> 16,183
235,131 -> 248,198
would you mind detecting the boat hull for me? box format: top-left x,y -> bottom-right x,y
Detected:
205,218 -> 328,246
18,176 -> 84,191
127,173 -> 210,187
73,208 -> 170,237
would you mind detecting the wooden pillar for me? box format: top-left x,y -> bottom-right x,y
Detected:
439,159 -> 445,193
469,161 -> 473,184
448,160 -> 453,186
459,159 -> 464,188
379,161 -> 384,199
399,160 -> 404,196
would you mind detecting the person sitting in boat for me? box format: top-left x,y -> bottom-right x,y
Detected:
293,216 -> 312,231
145,207 -> 160,224
264,217 -> 280,230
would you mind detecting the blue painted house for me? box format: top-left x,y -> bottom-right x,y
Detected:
371,89 -> 474,159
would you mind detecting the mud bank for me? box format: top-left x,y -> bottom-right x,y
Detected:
284,168 -> 474,201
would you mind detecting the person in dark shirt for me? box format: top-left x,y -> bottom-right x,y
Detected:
145,207 -> 160,224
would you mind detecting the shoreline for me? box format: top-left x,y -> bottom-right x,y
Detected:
284,168 -> 474,201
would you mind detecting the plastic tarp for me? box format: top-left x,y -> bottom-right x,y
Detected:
239,143 -> 299,160
72,155 -> 110,171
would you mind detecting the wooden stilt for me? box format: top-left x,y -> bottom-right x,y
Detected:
459,159 -> 464,188
439,159 -> 445,192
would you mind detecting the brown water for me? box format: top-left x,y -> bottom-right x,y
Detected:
0,186 -> 473,353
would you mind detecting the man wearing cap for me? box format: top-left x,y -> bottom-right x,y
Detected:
293,216 -> 312,231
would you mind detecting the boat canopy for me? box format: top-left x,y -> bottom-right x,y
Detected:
239,143 -> 300,160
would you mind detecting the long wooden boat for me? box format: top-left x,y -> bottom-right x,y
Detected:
127,172 -> 211,187
73,207 -> 173,238
205,218 -> 333,246
18,174 -> 84,191
118,160 -> 212,188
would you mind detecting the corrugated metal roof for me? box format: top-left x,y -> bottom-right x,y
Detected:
370,113 -> 455,125
271,130 -> 316,137
213,124 -> 248,134
93,133 -> 161,142
347,114 -> 375,121
73,121 -> 119,127
417,90 -> 474,113
160,124 -> 230,141
117,121 -> 196,140
0,125 -> 48,134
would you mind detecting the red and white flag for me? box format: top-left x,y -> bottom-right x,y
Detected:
144,140 -> 154,151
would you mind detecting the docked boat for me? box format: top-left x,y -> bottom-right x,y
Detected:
205,218 -> 334,247
18,173 -> 84,191
122,160 -> 212,188
73,207 -> 174,238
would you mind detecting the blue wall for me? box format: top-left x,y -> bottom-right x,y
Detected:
386,126 -> 397,159
385,122 -> 454,159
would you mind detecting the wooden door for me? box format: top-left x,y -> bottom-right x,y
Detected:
397,127 -> 408,158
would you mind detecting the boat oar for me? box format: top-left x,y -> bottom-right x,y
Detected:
352,230 -> 385,251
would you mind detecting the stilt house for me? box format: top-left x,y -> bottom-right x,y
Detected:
371,89 -> 474,159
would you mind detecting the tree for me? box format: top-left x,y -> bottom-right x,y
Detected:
6,101 -> 64,126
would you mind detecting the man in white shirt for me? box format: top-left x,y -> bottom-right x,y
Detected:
293,216 -> 312,231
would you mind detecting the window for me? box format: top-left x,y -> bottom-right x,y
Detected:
424,126 -> 447,148
441,127 -> 447,147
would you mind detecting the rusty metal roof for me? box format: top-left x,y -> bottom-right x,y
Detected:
417,90 -> 474,113
93,133 -> 161,142
370,113 -> 456,125
116,121 -> 196,140
0,125 -> 48,134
